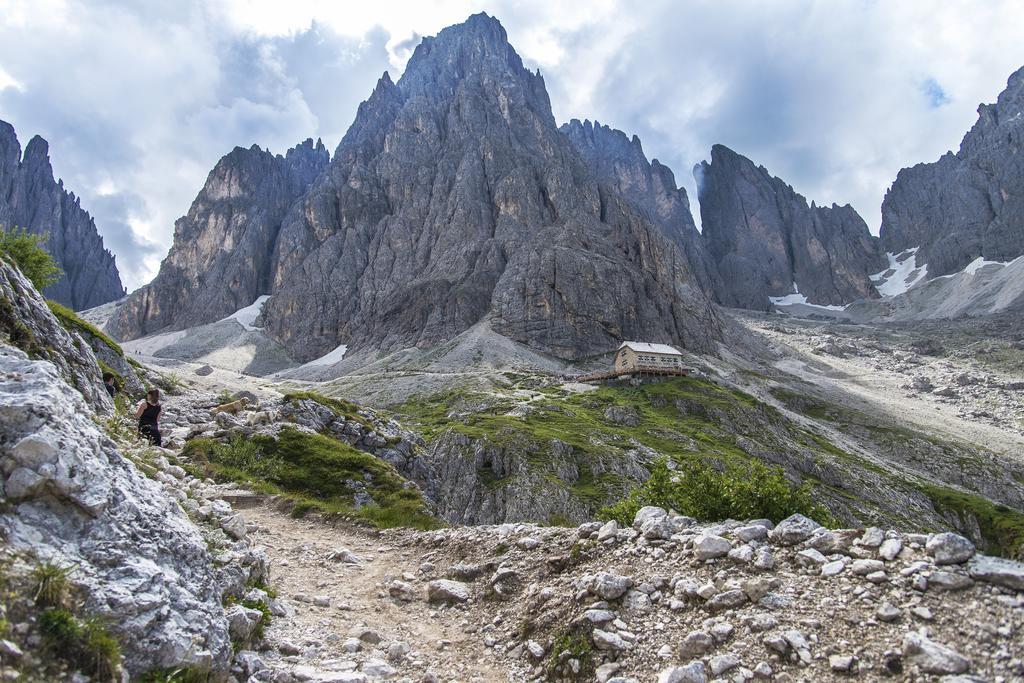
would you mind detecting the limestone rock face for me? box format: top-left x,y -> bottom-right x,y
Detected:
108,138 -> 329,340
0,121 -> 125,310
422,429 -> 649,525
0,259 -> 112,412
880,65 -> 1024,277
560,118 -> 722,296
254,14 -> 720,361
0,346 -> 233,675
697,144 -> 884,309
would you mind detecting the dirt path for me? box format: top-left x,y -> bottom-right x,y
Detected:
244,503 -> 513,682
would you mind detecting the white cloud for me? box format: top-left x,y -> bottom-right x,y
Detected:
1,0 -> 1022,290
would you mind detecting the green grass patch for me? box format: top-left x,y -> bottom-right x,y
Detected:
396,377 -> 847,516
183,429 -> 440,530
919,483 -> 1024,560
46,300 -> 122,355
39,608 -> 121,681
545,629 -> 595,679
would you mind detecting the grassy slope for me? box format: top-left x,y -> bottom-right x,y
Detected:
182,427 -> 439,530
770,386 -> 1024,558
397,377 -> 856,521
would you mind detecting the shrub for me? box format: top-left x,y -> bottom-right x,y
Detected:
31,561 -> 75,608
39,608 -> 121,681
154,371 -> 183,394
0,226 -> 62,290
599,457 -> 833,527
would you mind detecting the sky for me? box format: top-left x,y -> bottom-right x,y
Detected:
1,0 -> 1023,290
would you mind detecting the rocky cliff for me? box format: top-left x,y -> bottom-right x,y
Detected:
697,145 -> 884,309
0,259 -> 113,412
0,258 -> 272,678
560,119 -> 723,296
108,139 -> 329,340
880,65 -> 1024,277
0,121 -> 125,310
113,14 -> 720,361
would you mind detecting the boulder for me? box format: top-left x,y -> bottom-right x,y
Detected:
426,579 -> 471,604
903,631 -> 970,674
926,533 -> 975,565
769,514 -> 821,546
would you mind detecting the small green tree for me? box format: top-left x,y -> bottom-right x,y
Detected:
599,457 -> 834,527
0,226 -> 62,290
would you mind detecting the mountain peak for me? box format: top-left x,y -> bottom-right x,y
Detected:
397,13 -> 529,99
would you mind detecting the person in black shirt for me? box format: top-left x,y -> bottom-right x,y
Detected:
102,372 -> 117,398
135,388 -> 163,446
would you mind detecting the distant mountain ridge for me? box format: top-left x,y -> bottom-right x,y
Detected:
880,65 -> 1024,278
111,13 -> 721,362
697,144 -> 884,310
106,14 -> 1024,353
108,139 -> 330,340
0,121 -> 125,310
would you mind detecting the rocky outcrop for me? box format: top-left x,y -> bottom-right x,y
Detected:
880,65 -> 1024,277
117,14 -> 720,361
108,139 -> 329,340
0,121 -> 125,310
0,259 -> 112,412
697,144 -> 884,309
0,346 -> 237,675
423,430 -> 649,524
560,119 -> 722,296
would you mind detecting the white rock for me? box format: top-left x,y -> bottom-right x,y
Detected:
387,580 -> 416,602
796,548 -> 827,566
693,534 -> 732,560
769,514 -> 821,545
851,559 -> 885,575
728,545 -> 753,564
633,506 -> 668,529
879,537 -> 903,561
426,579 -> 470,604
656,662 -> 707,683
829,655 -> 855,672
592,629 -> 630,651
733,525 -> 769,542
925,533 -> 975,565
903,631 -> 970,674
590,572 -> 633,600
361,658 -> 397,678
857,527 -> 884,547
596,519 -> 619,542
820,560 -> 845,577
968,555 -> 1024,590
709,654 -> 740,676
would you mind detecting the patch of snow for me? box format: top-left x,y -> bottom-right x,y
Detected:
221,295 -> 271,331
871,248 -> 928,297
930,255 -> 1018,281
619,341 -> 681,355
303,343 -> 348,368
963,256 -> 1009,276
769,283 -> 847,311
